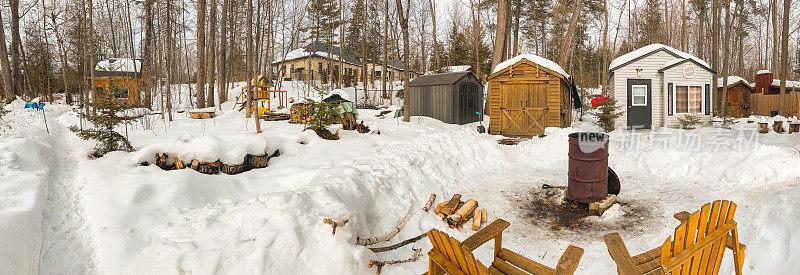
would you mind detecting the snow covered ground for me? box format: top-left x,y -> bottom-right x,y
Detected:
1,82 -> 800,274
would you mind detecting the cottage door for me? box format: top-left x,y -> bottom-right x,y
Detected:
500,82 -> 549,135
626,79 -> 652,129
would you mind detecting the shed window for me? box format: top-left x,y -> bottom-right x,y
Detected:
675,85 -> 703,113
114,87 -> 129,99
631,85 -> 647,106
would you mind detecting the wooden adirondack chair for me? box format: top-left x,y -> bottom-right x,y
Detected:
427,219 -> 584,275
603,200 -> 746,275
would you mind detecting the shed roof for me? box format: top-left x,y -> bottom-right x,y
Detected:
609,44 -> 712,72
94,58 -> 142,78
409,72 -> 479,87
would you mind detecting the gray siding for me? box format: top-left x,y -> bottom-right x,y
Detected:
408,76 -> 483,124
611,51 -> 713,129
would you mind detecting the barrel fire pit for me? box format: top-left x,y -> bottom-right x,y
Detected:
567,132 -> 610,204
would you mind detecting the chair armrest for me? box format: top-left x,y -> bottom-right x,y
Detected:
673,211 -> 691,222
463,219 -> 510,251
554,245 -> 584,275
603,233 -> 641,275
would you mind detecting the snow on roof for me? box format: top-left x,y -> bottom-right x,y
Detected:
441,65 -> 472,73
492,54 -> 569,78
325,89 -> 353,102
95,58 -> 141,73
771,79 -> 800,89
717,76 -> 750,88
609,44 -> 709,71
273,48 -> 344,64
757,70 -> 772,75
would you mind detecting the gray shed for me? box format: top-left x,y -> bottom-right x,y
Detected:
408,72 -> 484,125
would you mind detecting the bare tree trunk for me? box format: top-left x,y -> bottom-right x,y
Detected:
429,0 -> 440,71
681,0 -> 687,50
104,0 -> 118,57
711,0 -> 720,112
49,7 -> 71,105
361,2 -> 368,104
208,0 -> 218,107
143,0 -> 155,109
382,0 -> 388,101
558,0 -> 582,68
247,0 -> 261,132
492,0 -> 510,68
88,0 -> 96,111
771,0 -> 778,75
602,0 -> 609,94
9,0 -> 22,100
512,0 -> 520,56
0,9 -> 13,103
218,0 -> 230,108
197,0 -> 208,108
721,0 -> 731,117
778,0 -> 790,113
470,0 -> 481,80
396,0 -> 411,122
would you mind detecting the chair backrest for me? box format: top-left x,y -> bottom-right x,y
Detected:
428,229 -> 485,275
660,200 -> 738,275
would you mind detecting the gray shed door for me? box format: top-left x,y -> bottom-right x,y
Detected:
626,79 -> 652,129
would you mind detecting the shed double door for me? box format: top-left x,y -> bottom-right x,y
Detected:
499,82 -> 549,136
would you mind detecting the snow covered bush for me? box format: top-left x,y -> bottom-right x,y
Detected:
594,97 -> 622,132
70,80 -> 140,157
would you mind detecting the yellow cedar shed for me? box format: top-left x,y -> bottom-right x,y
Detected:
487,56 -> 573,137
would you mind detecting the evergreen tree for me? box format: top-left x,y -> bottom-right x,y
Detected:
443,24 -> 471,67
637,0 -> 666,46
306,0 -> 343,44
70,80 -> 140,157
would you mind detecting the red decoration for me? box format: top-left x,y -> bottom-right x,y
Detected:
591,96 -> 609,107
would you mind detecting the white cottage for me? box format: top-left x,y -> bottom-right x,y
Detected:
608,44 -> 715,129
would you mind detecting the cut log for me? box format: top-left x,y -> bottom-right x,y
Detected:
790,123 -> 800,134
173,156 -> 185,169
220,162 -> 249,175
440,194 -> 462,216
446,199 -> 478,228
155,153 -> 172,170
472,211 -> 481,231
589,194 -> 617,216
246,153 -> 269,169
191,160 -> 221,174
758,122 -> 769,133
773,121 -> 785,133
480,208 -> 487,222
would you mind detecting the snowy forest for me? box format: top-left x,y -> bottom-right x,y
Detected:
2,0 -> 800,274
0,0 -> 799,107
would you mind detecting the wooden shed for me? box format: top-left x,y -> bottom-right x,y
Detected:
407,71 -> 484,125
487,55 -> 572,136
92,58 -> 142,105
716,76 -> 753,118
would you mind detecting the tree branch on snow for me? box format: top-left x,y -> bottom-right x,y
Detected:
356,194 -> 437,246
367,248 -> 423,275
323,218 -> 349,236
368,232 -> 427,253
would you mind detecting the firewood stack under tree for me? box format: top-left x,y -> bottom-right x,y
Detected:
434,194 -> 488,231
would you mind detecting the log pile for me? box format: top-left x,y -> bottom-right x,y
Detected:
434,194 -> 487,231
143,150 -> 280,175
260,112 -> 290,121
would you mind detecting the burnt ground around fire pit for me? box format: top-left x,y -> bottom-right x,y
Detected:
509,185 -> 654,233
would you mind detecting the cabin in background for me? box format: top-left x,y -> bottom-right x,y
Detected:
93,58 -> 142,105
608,44 -> 714,129
487,55 -> 572,137
716,76 -> 753,118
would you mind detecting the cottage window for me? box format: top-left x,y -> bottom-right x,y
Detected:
674,85 -> 703,113
631,85 -> 647,106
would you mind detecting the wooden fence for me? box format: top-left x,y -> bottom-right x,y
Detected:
749,93 -> 800,117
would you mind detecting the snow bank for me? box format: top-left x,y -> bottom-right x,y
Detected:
0,137 -> 55,274
517,127 -> 800,185
610,44 -> 710,70
492,54 -> 570,78
131,134 -> 301,165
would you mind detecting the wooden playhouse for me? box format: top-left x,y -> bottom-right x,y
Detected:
487,55 -> 573,136
93,58 -> 142,105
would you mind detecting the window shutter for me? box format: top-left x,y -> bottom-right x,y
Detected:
705,84 -> 711,115
668,83 -> 673,116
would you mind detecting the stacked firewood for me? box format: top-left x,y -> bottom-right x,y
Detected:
434,194 -> 488,231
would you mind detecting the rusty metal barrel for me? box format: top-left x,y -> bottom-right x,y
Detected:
567,132 -> 609,203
